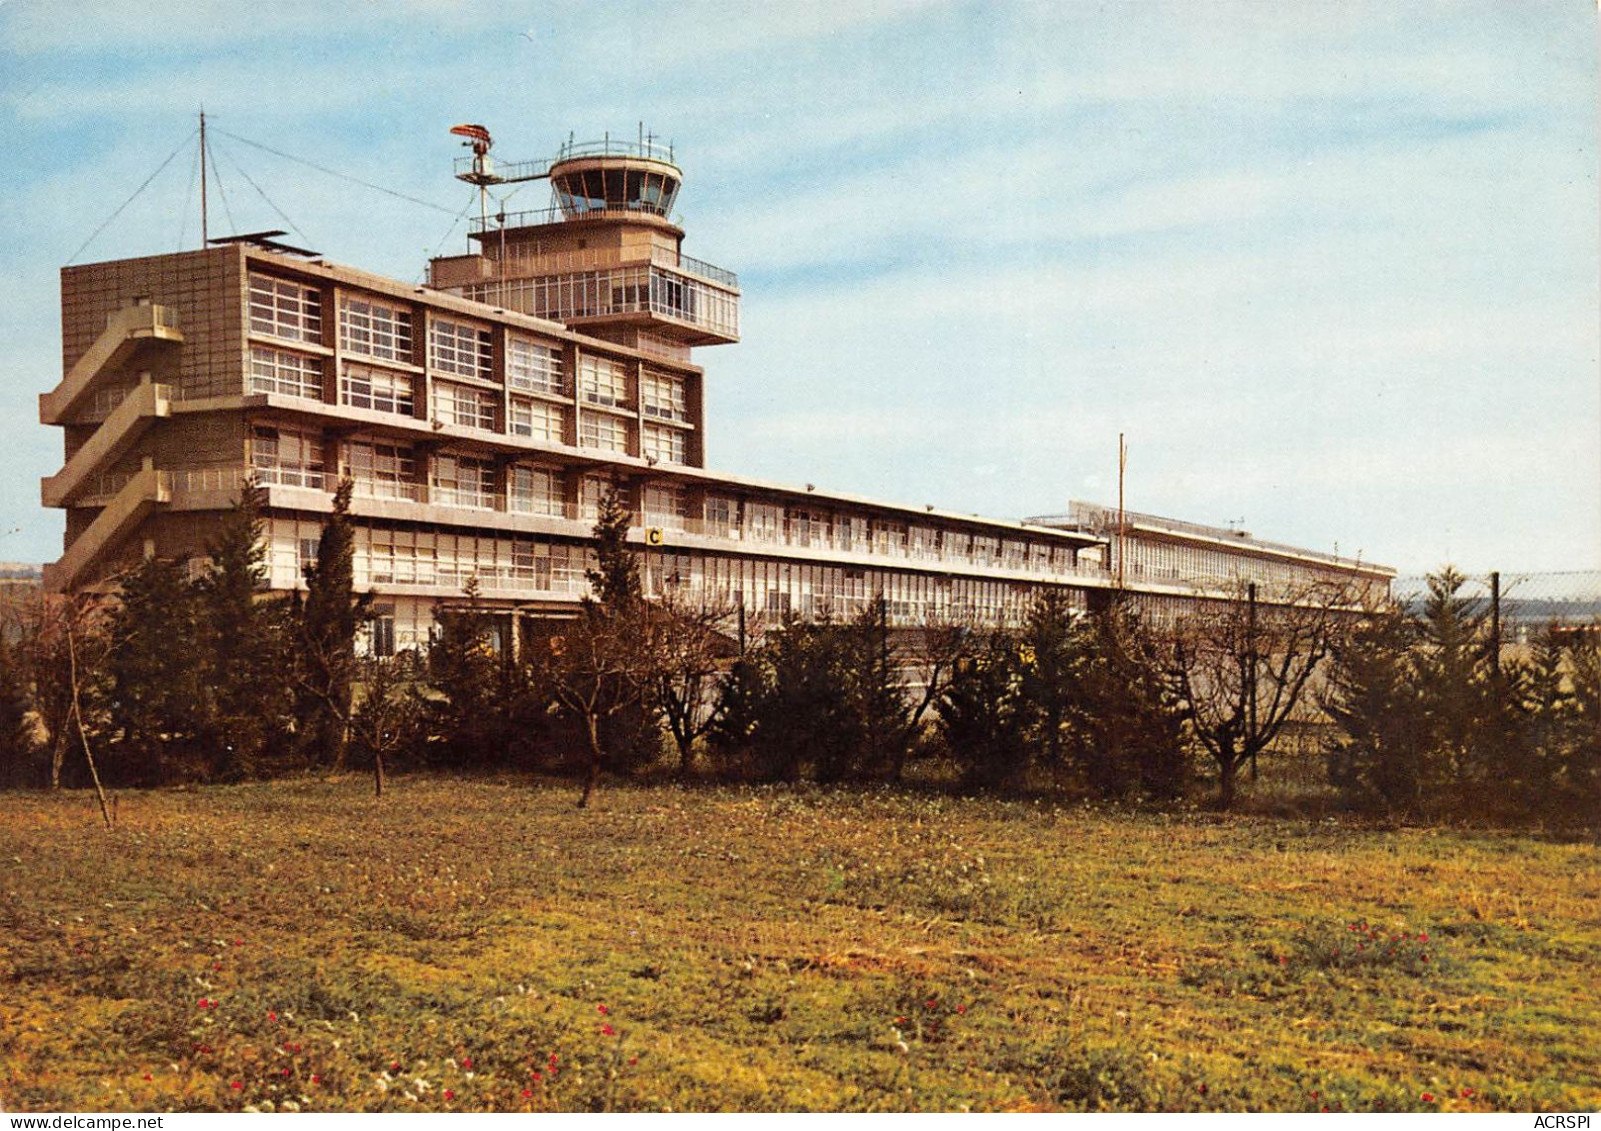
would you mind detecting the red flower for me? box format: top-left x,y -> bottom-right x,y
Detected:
143,1074 -> 152,1081
1422,954 -> 1430,963
1311,1091 -> 1319,1099
522,1089 -> 533,1099
391,1062 -> 402,1072
281,1068 -> 290,1077
1198,1084 -> 1208,1096
444,1089 -> 455,1101
198,998 -> 210,1009
600,1023 -> 616,1037
1421,1093 -> 1435,1103
213,963 -> 223,972
925,999 -> 938,1009
1278,956 -> 1288,966
311,1075 -> 322,1085
268,1011 -> 277,1023
233,939 -> 244,947
956,1004 -> 967,1014
1419,933 -> 1428,942
598,1004 -> 609,1014
463,1057 -> 473,1069
230,1081 -> 242,1090
1461,1088 -> 1474,1098
628,1056 -> 638,1066
530,1070 -> 542,1080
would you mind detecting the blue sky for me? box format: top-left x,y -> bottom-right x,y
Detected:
1,0 -> 1596,574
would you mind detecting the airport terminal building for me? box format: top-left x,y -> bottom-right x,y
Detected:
40,130 -> 1392,652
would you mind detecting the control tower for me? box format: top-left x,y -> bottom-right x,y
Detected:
429,127 -> 739,360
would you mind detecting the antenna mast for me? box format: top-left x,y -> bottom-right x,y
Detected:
1116,433 -> 1127,590
199,109 -> 209,247
449,123 -> 496,235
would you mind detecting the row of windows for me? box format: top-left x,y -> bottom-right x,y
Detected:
252,427 -> 1085,580
466,266 -> 739,340
250,275 -> 693,412
246,354 -> 684,462
264,517 -> 1068,631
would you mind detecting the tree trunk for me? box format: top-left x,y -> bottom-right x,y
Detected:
50,727 -> 66,789
577,713 -> 603,809
374,749 -> 385,798
1218,757 -> 1239,810
676,732 -> 695,779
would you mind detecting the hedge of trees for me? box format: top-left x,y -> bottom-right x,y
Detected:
0,482 -> 1595,829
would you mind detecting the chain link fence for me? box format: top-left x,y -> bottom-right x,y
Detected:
1391,570 -> 1601,644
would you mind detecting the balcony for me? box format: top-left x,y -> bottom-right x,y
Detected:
478,263 -> 739,345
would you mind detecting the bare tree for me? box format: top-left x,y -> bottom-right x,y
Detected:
885,613 -> 977,781
350,653 -> 421,798
1169,581 -> 1350,809
539,600 -> 656,808
651,584 -> 738,778
20,592 -> 111,792
543,485 -> 658,808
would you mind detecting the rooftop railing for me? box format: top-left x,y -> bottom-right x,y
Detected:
554,136 -> 676,165
470,201 -> 682,233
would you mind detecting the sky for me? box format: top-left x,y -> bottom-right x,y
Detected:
0,0 -> 1596,575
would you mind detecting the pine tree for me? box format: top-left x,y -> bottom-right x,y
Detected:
939,629 -> 1031,791
107,555 -> 208,783
544,485 -> 654,807
197,477 -> 293,776
298,478 -> 370,769
586,485 -> 642,608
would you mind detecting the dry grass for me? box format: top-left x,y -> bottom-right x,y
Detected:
1,776 -> 1597,1112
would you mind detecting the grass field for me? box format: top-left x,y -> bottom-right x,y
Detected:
1,776 -> 1597,1112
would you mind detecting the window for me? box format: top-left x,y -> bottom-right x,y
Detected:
251,425 -> 326,489
432,453 -> 496,510
367,606 -> 396,658
250,346 -> 323,400
641,369 -> 687,422
341,363 -> 415,416
705,495 -> 735,534
339,296 -> 413,362
430,380 -> 497,431
509,397 -> 566,443
507,336 -> 565,395
578,354 -> 628,407
643,484 -> 689,531
250,275 -> 322,343
788,509 -> 824,548
429,317 -> 492,380
579,413 -> 629,453
508,466 -> 565,517
641,424 -> 686,465
579,476 -> 612,520
747,502 -> 781,542
343,440 -> 417,500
